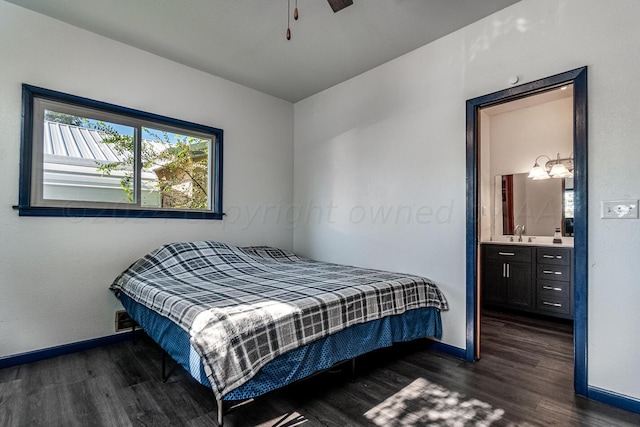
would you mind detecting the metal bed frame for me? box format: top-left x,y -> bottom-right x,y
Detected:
141,325 -> 357,427
133,323 -> 356,426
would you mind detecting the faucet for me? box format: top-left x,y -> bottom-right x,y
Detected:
514,224 -> 525,242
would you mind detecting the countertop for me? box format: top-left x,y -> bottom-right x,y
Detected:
481,238 -> 574,248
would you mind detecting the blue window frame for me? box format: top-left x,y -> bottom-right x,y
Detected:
17,84 -> 223,220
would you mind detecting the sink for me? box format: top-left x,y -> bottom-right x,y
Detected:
483,235 -> 574,247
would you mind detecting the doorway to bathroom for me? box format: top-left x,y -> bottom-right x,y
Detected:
465,67 -> 588,395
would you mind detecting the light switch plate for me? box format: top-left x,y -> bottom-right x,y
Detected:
601,200 -> 639,219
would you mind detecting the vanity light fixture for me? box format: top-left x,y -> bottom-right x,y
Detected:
528,153 -> 574,180
549,153 -> 573,178
527,155 -> 551,180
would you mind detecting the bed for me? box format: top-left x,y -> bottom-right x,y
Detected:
110,241 -> 448,425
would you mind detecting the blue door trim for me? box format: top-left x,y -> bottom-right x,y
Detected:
465,67 -> 588,396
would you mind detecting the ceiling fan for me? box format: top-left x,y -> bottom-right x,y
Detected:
327,0 -> 353,13
287,0 -> 353,40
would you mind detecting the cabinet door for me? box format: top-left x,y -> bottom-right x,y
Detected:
506,261 -> 532,308
482,259 -> 507,305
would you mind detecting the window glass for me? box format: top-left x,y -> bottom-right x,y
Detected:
42,110 -> 136,204
140,127 -> 211,210
564,189 -> 574,219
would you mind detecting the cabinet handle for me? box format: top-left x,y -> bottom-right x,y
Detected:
542,270 -> 562,275
542,301 -> 562,307
502,263 -> 511,278
499,252 -> 515,256
543,285 -> 563,291
507,264 -> 510,278
542,255 -> 554,259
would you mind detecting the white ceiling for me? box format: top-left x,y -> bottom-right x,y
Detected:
7,0 -> 521,103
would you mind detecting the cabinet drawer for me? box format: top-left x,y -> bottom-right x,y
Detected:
537,292 -> 571,315
537,264 -> 570,281
537,279 -> 570,298
536,247 -> 571,266
483,245 -> 532,263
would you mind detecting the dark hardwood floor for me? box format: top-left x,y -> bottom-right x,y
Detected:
2,310 -> 640,426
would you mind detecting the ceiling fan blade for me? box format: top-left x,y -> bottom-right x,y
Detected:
327,0 -> 353,13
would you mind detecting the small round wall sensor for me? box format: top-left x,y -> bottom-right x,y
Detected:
509,76 -> 520,85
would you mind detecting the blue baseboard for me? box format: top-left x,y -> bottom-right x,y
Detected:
426,340 -> 468,360
588,386 -> 640,414
0,332 -> 132,369
2,333 -> 465,371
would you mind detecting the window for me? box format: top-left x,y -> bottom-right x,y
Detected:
563,188 -> 574,236
563,189 -> 574,219
17,85 -> 223,219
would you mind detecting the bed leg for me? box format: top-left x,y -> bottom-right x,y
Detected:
351,358 -> 356,383
217,398 -> 224,427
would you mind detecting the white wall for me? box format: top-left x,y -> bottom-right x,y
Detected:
479,110 -> 492,241
489,97 -> 574,178
294,0 -> 640,400
0,2 -> 293,358
485,96 -> 573,237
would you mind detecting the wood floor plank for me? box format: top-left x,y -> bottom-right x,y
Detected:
62,376 -> 133,427
1,310 -> 640,426
0,379 -> 23,427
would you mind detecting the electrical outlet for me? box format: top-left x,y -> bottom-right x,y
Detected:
601,200 -> 639,219
115,310 -> 138,332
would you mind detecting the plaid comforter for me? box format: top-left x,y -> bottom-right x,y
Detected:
110,241 -> 448,399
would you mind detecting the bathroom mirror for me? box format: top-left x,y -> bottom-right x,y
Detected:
494,173 -> 573,237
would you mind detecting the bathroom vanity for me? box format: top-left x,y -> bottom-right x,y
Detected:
481,241 -> 573,320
